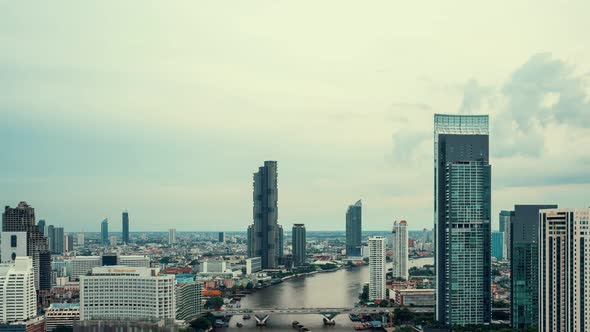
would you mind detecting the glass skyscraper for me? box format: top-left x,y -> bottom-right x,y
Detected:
346,200 -> 362,257
491,231 -> 504,260
434,114 -> 491,326
100,218 -> 109,245
122,211 -> 129,244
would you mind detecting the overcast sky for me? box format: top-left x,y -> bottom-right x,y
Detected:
1,1 -> 589,232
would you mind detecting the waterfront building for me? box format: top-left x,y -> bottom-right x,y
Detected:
218,232 -> 225,243
511,204 -> 557,329
368,236 -> 386,300
247,161 -> 282,269
122,211 -> 129,244
491,231 -> 504,260
538,208 -> 590,332
176,277 -> 203,321
434,114 -> 491,326
168,229 -> 177,244
100,219 -> 108,245
45,303 -> 79,331
245,257 -> 262,275
80,266 -> 175,320
346,200 -> 362,257
394,289 -> 435,307
2,202 -> 51,290
292,224 -> 306,266
499,210 -> 514,261
0,257 -> 36,323
391,220 -> 408,279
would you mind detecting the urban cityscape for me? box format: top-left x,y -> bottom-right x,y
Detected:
2,2 -> 590,332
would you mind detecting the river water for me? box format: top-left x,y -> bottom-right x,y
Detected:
218,257 -> 433,331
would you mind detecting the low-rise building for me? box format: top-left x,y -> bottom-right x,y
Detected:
45,303 -> 80,331
393,289 -> 435,306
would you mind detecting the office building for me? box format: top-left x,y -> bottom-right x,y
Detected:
64,234 -> 74,253
2,202 -> 51,290
245,257 -> 262,275
277,224 -> 284,263
45,225 -> 55,253
76,233 -> 84,247
394,289 -> 435,307
100,219 -> 108,245
434,114 -> 491,326
0,257 -> 36,323
45,303 -> 79,332
122,211 -> 129,244
391,220 -> 408,279
168,229 -> 177,244
511,204 -> 557,329
538,208 -> 589,332
80,266 -> 175,320
246,225 -> 254,258
346,200 -> 362,257
176,278 -> 202,321
292,224 -> 306,266
71,255 -> 150,279
491,231 -> 504,260
218,232 -> 225,243
119,255 -> 150,268
37,220 -> 45,235
368,236 -> 386,300
53,227 -> 64,254
499,210 -> 514,261
247,161 -> 282,269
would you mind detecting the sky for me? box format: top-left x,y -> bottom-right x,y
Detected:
1,1 -> 590,232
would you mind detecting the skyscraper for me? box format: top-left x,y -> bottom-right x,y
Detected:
64,234 -> 74,253
491,231 -> 504,260
346,200 -> 362,257
538,208 -> 590,332
511,204 -> 557,329
0,257 -> 36,323
168,229 -> 177,244
499,210 -> 514,261
54,227 -> 65,254
391,220 -> 408,279
46,224 -> 55,252
100,219 -> 109,245
218,232 -> 225,243
368,236 -> 386,300
292,224 -> 306,267
246,225 -> 254,258
248,161 -> 281,269
122,211 -> 129,244
277,224 -> 284,264
37,219 -> 45,235
434,114 -> 491,326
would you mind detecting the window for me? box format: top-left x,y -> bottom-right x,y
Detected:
11,235 -> 17,247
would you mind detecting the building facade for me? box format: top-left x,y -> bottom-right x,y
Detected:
491,231 -> 504,260
434,114 -> 491,326
391,220 -> 408,279
218,232 -> 225,243
0,257 -> 36,323
368,236 -> 386,300
499,210 -> 514,261
53,228 -> 64,254
168,229 -> 177,244
122,211 -> 129,244
292,224 -> 306,266
176,278 -> 202,321
539,208 -> 590,332
511,204 -> 557,329
346,200 -> 362,257
100,219 -> 108,245
80,266 -> 175,320
45,303 -> 79,331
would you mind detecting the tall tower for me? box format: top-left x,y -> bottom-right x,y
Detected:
391,220 -> 408,279
168,229 -> 177,245
346,200 -> 362,257
53,227 -> 65,254
292,224 -> 306,266
434,114 -> 491,326
538,208 -> 589,332
2,202 -> 51,290
511,204 -> 557,329
122,211 -> 129,244
249,161 -> 281,269
499,210 -> 514,260
368,236 -> 386,300
100,219 -> 109,245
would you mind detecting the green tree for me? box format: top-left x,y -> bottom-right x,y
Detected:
358,284 -> 369,303
246,282 -> 254,289
190,317 -> 212,331
205,296 -> 224,309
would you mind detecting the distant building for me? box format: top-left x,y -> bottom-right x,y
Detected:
45,303 -> 80,332
53,227 -> 65,254
201,261 -> 228,273
64,234 -> 74,253
368,236 -> 386,300
346,200 -> 362,257
538,208 -> 589,332
76,233 -> 84,247
499,210 -> 514,261
218,232 -> 225,243
0,257 -> 36,323
45,225 -> 55,252
71,255 -> 149,280
100,219 -> 108,245
73,319 -> 177,332
109,235 -> 117,246
491,231 -> 504,260
391,220 -> 408,279
119,255 -> 150,268
292,224 -> 306,266
122,211 -> 129,244
80,266 -> 175,320
176,278 -> 202,321
511,204 -> 557,329
246,225 -> 254,258
37,220 -> 45,235
277,224 -> 284,264
168,229 -> 177,245
394,289 -> 435,307
245,257 -> 262,275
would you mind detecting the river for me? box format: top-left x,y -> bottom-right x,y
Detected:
218,257 -> 433,331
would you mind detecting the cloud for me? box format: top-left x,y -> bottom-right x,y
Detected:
458,79 -> 494,115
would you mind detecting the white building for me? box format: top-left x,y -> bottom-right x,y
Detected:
76,233 -> 85,247
71,256 -> 101,280
80,266 -> 175,320
246,257 -> 262,275
368,236 -> 386,300
169,229 -> 177,244
45,303 -> 80,331
201,260 -> 228,273
0,232 -> 27,263
176,279 -> 203,321
119,255 -> 150,268
0,257 -> 36,323
391,220 -> 408,279
539,208 -> 590,332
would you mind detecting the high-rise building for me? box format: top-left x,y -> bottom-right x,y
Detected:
434,114 -> 491,326
292,224 -> 306,266
491,231 -> 504,260
168,229 -> 177,244
391,220 -> 408,279
346,200 -> 362,257
77,233 -> 85,247
80,266 -> 176,320
46,225 -> 55,252
277,224 -> 284,264
100,219 -> 109,245
499,210 -> 514,261
53,227 -> 64,254
122,211 -> 129,244
37,220 -> 45,235
2,202 -> 51,290
64,234 -> 74,253
368,236 -> 386,300
0,257 -> 36,323
246,225 -> 254,258
218,232 -> 225,243
176,277 -> 203,321
511,204 -> 557,329
247,161 -> 282,269
538,208 -> 589,332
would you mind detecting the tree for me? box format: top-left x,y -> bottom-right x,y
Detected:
205,296 -> 224,309
358,284 -> 369,303
190,317 -> 212,331
246,282 -> 254,289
